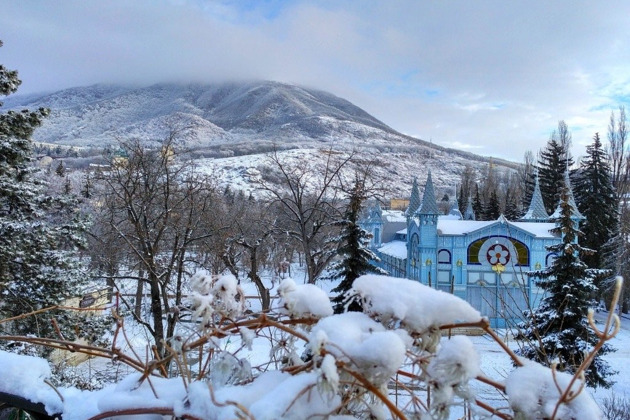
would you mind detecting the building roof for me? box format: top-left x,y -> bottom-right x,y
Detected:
382,210 -> 407,223
378,241 -> 408,259
437,219 -> 557,238
415,171 -> 441,215
521,175 -> 549,221
405,177 -> 421,217
550,171 -> 585,221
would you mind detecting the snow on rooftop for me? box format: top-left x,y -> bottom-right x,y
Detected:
437,219 -> 557,238
378,240 -> 407,259
382,209 -> 406,223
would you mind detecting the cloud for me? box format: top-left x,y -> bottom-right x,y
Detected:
2,0 -> 630,161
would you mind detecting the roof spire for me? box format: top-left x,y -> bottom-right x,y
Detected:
405,177 -> 421,217
551,171 -> 584,221
415,170 -> 440,215
521,173 -> 549,222
449,196 -> 463,219
464,197 -> 475,220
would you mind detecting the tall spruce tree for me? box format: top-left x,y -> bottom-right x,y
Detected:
517,178 -> 614,388
329,175 -> 385,313
573,133 -> 618,271
484,189 -> 500,220
538,137 -> 573,215
472,184 -> 483,220
504,188 -> 520,221
0,41 -> 90,345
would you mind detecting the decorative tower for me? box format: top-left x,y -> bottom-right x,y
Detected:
550,171 -> 584,234
463,197 -> 476,220
449,197 -> 463,219
520,175 -> 549,223
414,171 -> 440,286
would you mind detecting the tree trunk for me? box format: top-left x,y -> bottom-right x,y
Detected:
135,267 -> 144,319
248,247 -> 270,311
148,274 -> 165,358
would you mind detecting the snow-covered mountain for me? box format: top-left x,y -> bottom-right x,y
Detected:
3,81 -> 518,198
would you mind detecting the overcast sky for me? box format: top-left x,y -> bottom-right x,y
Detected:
2,0 -> 630,161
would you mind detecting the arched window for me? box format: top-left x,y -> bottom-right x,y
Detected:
467,236 -> 529,266
438,249 -> 451,264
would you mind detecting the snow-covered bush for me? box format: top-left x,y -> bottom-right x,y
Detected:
0,273 -> 620,420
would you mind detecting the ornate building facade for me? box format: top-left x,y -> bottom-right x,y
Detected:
363,173 -> 582,327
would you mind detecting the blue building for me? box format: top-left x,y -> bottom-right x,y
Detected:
365,172 -> 583,328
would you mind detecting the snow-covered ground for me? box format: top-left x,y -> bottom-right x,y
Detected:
1,270 -> 627,419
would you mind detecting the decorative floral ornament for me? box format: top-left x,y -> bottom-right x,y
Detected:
492,263 -> 505,274
487,244 -> 510,266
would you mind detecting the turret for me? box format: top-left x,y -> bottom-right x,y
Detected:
550,171 -> 584,225
405,177 -> 421,223
520,175 -> 549,222
411,171 -> 439,286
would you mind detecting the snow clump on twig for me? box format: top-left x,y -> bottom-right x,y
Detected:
351,274 -> 482,333
309,312 -> 409,387
277,278 -> 333,318
505,359 -> 602,420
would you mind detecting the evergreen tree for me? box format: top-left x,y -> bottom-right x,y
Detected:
55,160 -> 66,177
0,41 -> 92,345
329,176 -> 386,313
573,133 -> 618,271
538,125 -> 574,214
81,172 -> 92,199
484,189 -> 500,220
472,184 -> 483,220
517,179 -> 614,388
504,188 -> 520,221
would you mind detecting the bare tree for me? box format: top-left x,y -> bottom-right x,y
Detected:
229,197 -> 276,311
95,135 -> 218,357
256,149 -> 353,284
608,105 -> 628,196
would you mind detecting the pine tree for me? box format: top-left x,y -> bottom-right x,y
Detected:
538,126 -> 574,214
573,133 -> 618,271
517,179 -> 614,388
55,160 -> 66,177
0,41 -> 92,346
472,184 -> 483,220
329,176 -> 386,313
504,188 -> 520,221
484,189 -> 500,220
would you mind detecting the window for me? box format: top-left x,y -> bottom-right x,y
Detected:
438,270 -> 451,284
438,249 -> 451,264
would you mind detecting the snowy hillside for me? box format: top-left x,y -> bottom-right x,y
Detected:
4,81 -> 518,196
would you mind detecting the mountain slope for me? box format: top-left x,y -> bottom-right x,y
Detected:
3,81 -> 408,149
3,81 -> 518,197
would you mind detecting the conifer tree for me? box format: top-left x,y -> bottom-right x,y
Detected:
517,179 -> 614,388
472,184 -> 483,220
0,41 -> 92,345
538,139 -> 572,214
329,175 -> 385,313
55,160 -> 66,177
484,189 -> 500,220
573,133 -> 618,271
504,188 -> 520,221
538,122 -> 574,214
